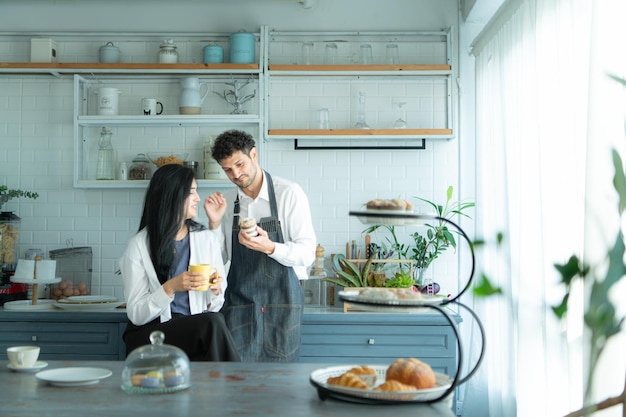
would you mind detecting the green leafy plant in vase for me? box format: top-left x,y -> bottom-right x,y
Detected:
0,185 -> 39,269
364,186 -> 474,293
0,185 -> 39,214
410,185 -> 474,287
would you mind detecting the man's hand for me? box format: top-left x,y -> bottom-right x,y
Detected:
238,226 -> 276,255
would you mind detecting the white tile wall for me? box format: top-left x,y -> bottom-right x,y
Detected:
269,78 -> 448,130
1,48 -> 461,301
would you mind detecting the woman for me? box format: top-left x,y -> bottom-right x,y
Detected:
119,164 -> 239,361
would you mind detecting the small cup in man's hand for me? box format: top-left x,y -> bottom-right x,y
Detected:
240,218 -> 258,237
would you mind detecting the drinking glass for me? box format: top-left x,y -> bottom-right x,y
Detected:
324,43 -> 338,65
359,44 -> 373,65
318,108 -> 330,129
386,43 -> 399,65
301,42 -> 314,65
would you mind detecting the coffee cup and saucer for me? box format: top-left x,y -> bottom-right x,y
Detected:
6,346 -> 48,372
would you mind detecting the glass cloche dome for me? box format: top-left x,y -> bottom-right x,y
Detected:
121,330 -> 191,394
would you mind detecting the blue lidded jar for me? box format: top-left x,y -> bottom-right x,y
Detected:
203,45 -> 224,64
229,31 -> 255,64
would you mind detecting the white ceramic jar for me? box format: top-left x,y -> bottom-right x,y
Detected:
158,40 -> 178,64
99,42 -> 120,63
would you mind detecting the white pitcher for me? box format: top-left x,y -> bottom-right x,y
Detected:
179,77 -> 209,115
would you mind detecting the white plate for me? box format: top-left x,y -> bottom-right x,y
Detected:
57,295 -> 118,304
10,276 -> 61,285
310,365 -> 453,402
7,361 -> 48,373
338,289 -> 445,306
349,210 -> 438,226
53,301 -> 124,310
36,367 -> 112,387
2,299 -> 57,311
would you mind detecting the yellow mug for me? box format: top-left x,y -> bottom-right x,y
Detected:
189,264 -> 218,291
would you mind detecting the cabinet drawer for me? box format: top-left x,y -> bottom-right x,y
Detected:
0,321 -> 121,359
301,324 -> 456,358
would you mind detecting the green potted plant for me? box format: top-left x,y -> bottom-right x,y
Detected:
0,185 -> 39,268
0,185 -> 39,215
409,186 -> 474,285
364,186 -> 474,291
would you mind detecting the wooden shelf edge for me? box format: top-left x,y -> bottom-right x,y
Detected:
269,64 -> 451,71
0,62 -> 259,70
268,128 -> 453,136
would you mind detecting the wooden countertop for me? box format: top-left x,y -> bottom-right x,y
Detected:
3,360 -> 456,417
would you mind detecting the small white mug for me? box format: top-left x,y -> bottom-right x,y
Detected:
142,98 -> 163,116
7,346 -> 40,368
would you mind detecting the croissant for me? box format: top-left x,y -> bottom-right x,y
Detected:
346,366 -> 376,376
374,379 -> 417,392
327,372 -> 370,389
386,358 -> 436,389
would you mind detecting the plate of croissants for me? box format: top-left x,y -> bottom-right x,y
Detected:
310,358 -> 454,404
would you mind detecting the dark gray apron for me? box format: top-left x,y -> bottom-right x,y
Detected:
221,171 -> 303,362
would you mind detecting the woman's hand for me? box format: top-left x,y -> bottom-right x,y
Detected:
204,192 -> 227,230
209,272 -> 223,295
162,271 -> 209,297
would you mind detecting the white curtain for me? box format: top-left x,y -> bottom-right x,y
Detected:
462,0 -> 624,415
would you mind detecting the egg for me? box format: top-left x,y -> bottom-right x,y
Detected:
77,282 -> 87,291
146,370 -> 163,379
141,377 -> 160,388
165,374 -> 185,387
63,288 -> 74,296
131,374 -> 146,386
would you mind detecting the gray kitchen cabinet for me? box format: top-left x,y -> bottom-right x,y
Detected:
0,309 -> 128,360
300,309 -> 461,376
301,308 -> 463,416
1,308 -> 461,366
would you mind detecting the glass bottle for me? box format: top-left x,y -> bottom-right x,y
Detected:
312,244 -> 327,277
203,136 -> 226,180
96,127 -> 115,180
354,91 -> 370,129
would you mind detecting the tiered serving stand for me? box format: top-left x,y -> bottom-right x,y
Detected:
309,211 -> 486,405
5,256 -> 60,311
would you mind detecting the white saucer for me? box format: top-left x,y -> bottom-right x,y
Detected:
7,361 -> 48,373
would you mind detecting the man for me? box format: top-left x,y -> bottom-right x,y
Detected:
204,129 -> 316,362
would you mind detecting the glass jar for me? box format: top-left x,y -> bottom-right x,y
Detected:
121,331 -> 191,394
158,39 -> 178,64
128,153 -> 153,180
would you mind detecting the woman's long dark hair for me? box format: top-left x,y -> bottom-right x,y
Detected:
139,164 -> 197,284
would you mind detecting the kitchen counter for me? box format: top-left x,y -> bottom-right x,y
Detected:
2,360 -> 456,417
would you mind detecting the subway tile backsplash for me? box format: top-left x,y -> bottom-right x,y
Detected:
1,38 -> 459,299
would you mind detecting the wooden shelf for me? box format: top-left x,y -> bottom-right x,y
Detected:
269,64 -> 451,71
0,62 -> 260,75
268,128 -> 453,136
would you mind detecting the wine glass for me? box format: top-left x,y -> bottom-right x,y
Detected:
392,102 -> 407,129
